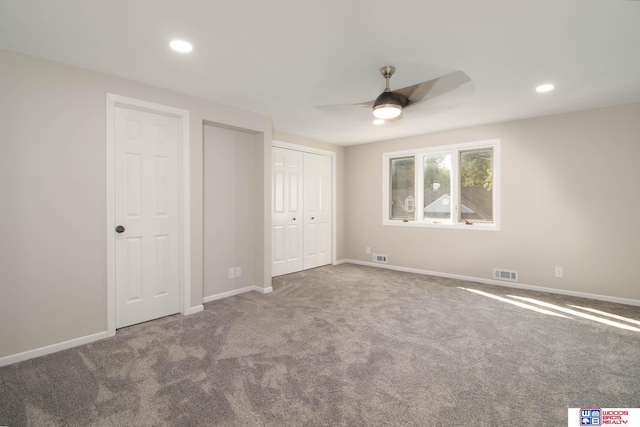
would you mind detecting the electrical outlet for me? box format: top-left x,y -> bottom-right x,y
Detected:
555,267 -> 563,278
235,267 -> 242,277
228,268 -> 235,279
366,246 -> 371,254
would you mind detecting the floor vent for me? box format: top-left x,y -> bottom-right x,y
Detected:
373,254 -> 388,264
493,268 -> 518,282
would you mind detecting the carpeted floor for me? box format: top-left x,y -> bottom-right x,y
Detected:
1,264 -> 639,426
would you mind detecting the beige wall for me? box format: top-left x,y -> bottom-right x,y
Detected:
2,46 -> 637,362
203,125 -> 264,297
344,103 -> 640,301
0,50 -> 271,359
273,131 -> 346,261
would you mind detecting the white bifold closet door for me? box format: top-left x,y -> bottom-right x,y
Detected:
272,147 -> 331,277
302,152 -> 331,270
272,147 -> 304,277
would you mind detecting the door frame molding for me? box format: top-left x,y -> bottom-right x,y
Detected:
271,140 -> 337,267
106,94 -> 191,336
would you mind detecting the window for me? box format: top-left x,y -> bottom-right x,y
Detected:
423,153 -> 451,221
382,139 -> 500,230
460,148 -> 493,223
389,157 -> 415,220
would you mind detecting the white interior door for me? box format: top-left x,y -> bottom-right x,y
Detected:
115,106 -> 181,328
272,147 -> 304,276
303,152 -> 332,270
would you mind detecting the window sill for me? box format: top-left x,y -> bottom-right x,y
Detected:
383,219 -> 500,231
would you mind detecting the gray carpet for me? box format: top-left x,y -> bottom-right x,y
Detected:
1,264 -> 639,426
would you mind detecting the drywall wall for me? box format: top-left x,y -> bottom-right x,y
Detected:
272,131 -> 346,261
203,125 -> 263,297
0,49 -> 271,361
344,103 -> 640,301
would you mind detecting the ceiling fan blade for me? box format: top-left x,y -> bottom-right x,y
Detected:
393,71 -> 471,106
315,102 -> 371,112
355,100 -> 375,108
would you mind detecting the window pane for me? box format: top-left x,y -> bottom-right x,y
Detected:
423,154 -> 451,220
460,148 -> 493,222
390,157 -> 415,220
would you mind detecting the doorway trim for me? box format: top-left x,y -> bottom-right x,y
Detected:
106,94 -> 193,337
271,140 -> 337,267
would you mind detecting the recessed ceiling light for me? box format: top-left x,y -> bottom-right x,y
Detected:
535,83 -> 555,93
170,40 -> 193,53
373,119 -> 385,125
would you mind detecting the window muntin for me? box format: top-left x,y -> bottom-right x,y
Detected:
383,139 -> 499,230
389,157 -> 415,220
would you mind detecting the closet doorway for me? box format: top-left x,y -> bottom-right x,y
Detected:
272,144 -> 333,276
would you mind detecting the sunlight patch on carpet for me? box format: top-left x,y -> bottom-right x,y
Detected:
568,305 -> 640,327
458,287 -> 570,318
509,296 -> 640,332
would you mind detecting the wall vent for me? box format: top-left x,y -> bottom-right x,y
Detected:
493,268 -> 518,282
373,254 -> 388,264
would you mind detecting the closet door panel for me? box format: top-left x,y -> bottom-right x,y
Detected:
272,147 -> 304,276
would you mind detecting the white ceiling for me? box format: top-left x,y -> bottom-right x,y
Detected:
1,0 -> 639,145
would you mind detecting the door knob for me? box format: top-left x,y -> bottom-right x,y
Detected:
115,225 -> 126,233
311,217 -> 315,220
292,218 -> 296,221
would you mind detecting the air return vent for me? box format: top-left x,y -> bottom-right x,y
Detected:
493,268 -> 518,282
373,254 -> 388,263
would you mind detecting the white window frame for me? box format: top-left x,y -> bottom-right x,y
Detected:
382,139 -> 500,231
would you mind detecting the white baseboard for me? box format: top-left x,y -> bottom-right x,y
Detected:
0,288 -> 271,367
0,331 -> 110,367
203,285 -> 272,303
5,261 -> 632,368
184,304 -> 204,315
343,259 -> 640,307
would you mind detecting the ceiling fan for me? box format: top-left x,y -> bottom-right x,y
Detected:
367,66 -> 471,121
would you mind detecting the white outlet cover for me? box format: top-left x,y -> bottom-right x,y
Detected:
235,267 -> 242,277
228,268 -> 235,279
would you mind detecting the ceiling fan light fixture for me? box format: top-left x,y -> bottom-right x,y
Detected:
373,91 -> 405,119
373,104 -> 402,119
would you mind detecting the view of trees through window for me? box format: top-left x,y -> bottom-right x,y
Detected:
460,148 -> 493,221
390,157 -> 415,220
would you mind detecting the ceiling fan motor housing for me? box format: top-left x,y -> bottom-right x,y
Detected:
374,91 -> 408,108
